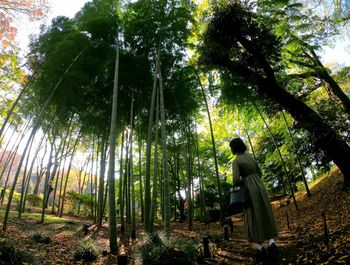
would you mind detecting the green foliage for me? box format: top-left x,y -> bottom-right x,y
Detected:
123,0 -> 194,54
137,233 -> 167,265
0,239 -> 34,264
201,2 -> 282,74
26,194 -> 43,207
136,233 -> 199,265
73,238 -> 98,262
161,234 -> 198,261
30,233 -> 51,244
66,191 -> 95,216
12,190 -> 21,203
0,46 -> 25,124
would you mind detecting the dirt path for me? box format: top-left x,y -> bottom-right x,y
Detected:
170,215 -> 297,265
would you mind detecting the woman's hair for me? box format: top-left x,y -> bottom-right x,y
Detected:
230,138 -> 247,154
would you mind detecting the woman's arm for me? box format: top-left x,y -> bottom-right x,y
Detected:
232,160 -> 242,183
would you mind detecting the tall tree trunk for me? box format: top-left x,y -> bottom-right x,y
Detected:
261,81 -> 350,186
33,141 -> 48,196
2,126 -> 37,231
4,48 -> 86,225
94,139 -> 99,223
175,155 -> 185,221
59,131 -> 81,218
51,121 -> 73,215
253,102 -> 299,210
129,91 -> 136,239
281,110 -> 311,197
217,54 -> 350,187
51,162 -> 61,214
123,136 -> 129,227
106,36 -> 120,253
89,138 -> 95,220
185,128 -> 192,231
301,44 -> 350,116
195,72 -> 224,225
78,157 -> 90,215
160,161 -> 164,221
102,180 -> 109,223
41,141 -> 54,223
194,125 -> 206,223
97,136 -> 107,228
18,132 -> 36,217
138,133 -> 144,223
22,132 -> 46,214
150,86 -> 159,230
158,65 -> 170,236
57,150 -> 68,216
238,111 -> 257,160
144,47 -> 160,233
126,143 -> 131,226
119,128 -> 125,234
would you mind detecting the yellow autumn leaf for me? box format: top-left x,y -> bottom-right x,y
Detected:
335,261 -> 346,264
338,255 -> 348,260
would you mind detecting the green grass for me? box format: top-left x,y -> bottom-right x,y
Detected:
0,208 -> 72,224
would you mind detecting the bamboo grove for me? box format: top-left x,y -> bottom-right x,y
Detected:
1,0 -> 350,254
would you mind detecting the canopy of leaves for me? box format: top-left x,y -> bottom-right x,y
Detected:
201,2 -> 282,78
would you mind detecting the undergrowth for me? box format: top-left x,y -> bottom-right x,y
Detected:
136,232 -> 201,265
30,233 -> 51,244
0,238 -> 33,265
73,238 -> 98,262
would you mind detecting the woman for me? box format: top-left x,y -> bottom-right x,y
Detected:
230,138 -> 279,264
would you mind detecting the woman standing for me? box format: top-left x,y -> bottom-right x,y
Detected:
230,138 -> 279,264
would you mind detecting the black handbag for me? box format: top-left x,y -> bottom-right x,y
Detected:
228,185 -> 251,214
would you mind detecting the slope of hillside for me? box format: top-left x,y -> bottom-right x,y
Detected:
273,167 -> 350,264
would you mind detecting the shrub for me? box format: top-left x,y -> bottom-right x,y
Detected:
136,233 -> 199,265
67,191 -> 96,217
30,233 -> 51,244
0,239 -> 33,264
161,235 -> 198,262
73,238 -> 98,262
26,194 -> 43,207
137,233 -> 167,265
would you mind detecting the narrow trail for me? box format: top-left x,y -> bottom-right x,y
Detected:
197,215 -> 298,265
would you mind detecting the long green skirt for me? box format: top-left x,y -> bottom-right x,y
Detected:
244,174 -> 278,243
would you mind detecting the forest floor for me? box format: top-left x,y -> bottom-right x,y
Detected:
0,167 -> 349,264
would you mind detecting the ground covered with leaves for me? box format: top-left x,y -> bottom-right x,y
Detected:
0,168 -> 349,264
273,168 -> 350,265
